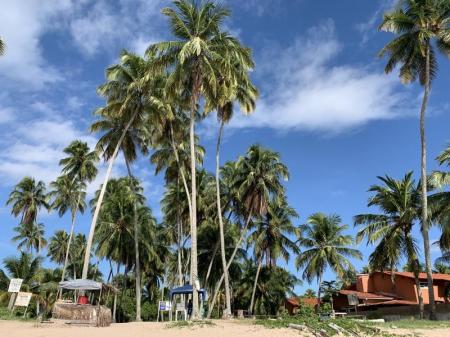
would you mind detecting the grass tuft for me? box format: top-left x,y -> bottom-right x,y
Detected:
166,320 -> 215,329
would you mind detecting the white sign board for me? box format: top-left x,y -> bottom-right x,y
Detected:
14,292 -> 32,307
159,301 -> 172,311
8,278 -> 23,293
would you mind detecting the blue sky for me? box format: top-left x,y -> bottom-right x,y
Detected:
0,0 -> 449,294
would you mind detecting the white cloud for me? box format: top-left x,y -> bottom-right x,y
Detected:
0,118 -> 98,186
69,0 -> 166,57
229,20 -> 415,133
0,0 -> 73,89
0,107 -> 15,124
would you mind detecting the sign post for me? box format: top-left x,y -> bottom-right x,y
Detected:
13,292 -> 32,317
7,278 -> 23,311
157,300 -> 172,322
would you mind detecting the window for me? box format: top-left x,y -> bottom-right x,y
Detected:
419,282 -> 429,288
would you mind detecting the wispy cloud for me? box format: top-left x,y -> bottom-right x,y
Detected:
355,0 -> 398,45
228,20 -> 415,133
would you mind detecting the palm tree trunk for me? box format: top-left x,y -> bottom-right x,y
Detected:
169,122 -> 193,217
125,159 -> 142,322
420,44 -> 436,320
207,209 -> 253,318
317,273 -> 323,312
412,259 -> 425,319
190,82 -> 200,319
205,240 -> 220,287
82,109 -> 139,279
61,205 -> 78,283
215,120 -> 232,318
249,255 -> 263,316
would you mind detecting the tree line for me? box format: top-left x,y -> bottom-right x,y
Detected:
0,0 -> 449,321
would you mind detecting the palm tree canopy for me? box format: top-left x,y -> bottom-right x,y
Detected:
49,175 -> 86,216
378,0 -> 450,85
59,140 -> 98,183
354,173 -> 422,271
296,213 -> 361,283
233,144 -> 289,218
248,197 -> 299,266
6,177 -> 50,226
0,37 -> 5,56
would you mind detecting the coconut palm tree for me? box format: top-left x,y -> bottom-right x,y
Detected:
378,0 -> 450,319
0,37 -> 5,56
211,51 -> 258,317
247,197 -> 299,314
59,140 -> 98,183
47,230 -> 70,266
6,177 -> 50,228
87,50 -> 167,320
49,176 -> 86,281
354,173 -> 426,317
83,50 -> 164,285
149,0 -> 240,316
296,213 -> 361,311
208,145 -> 289,317
12,222 -> 47,254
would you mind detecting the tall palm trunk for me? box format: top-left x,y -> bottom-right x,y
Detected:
125,159 -> 141,322
169,122 -> 193,217
190,70 -> 201,319
317,273 -> 323,312
82,109 -> 138,279
61,206 -> 78,282
205,240 -> 220,287
420,44 -> 436,320
412,258 -> 425,319
207,209 -> 253,318
249,255 -> 263,315
215,120 -> 232,318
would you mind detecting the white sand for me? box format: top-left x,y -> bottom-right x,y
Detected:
1,319 -> 450,337
0,320 -> 303,337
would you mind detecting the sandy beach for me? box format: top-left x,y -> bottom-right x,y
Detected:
2,319 -> 450,337
0,320 -> 302,337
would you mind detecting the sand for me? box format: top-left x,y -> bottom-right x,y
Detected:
1,319 -> 450,337
0,320 -> 303,337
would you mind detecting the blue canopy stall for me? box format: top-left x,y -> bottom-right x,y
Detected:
168,285 -> 207,321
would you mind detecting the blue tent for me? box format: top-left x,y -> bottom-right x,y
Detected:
169,285 -> 207,300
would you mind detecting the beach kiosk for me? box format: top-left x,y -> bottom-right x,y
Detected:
168,285 -> 207,321
52,279 -> 114,327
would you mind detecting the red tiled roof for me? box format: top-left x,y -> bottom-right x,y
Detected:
339,290 -> 394,300
381,271 -> 450,282
286,297 -> 319,307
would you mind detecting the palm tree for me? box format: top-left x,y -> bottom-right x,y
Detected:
0,36 -> 5,56
83,50 -> 163,284
49,176 -> 86,281
12,222 -> 47,254
47,230 -> 69,266
378,0 -> 450,319
91,72 -> 154,321
7,177 -> 50,256
149,0 -> 237,316
303,289 -> 316,298
247,197 -> 299,314
208,145 -> 289,318
354,173 -> 426,317
6,177 -> 50,228
212,48 -> 258,317
296,213 -> 362,311
59,140 -> 98,183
